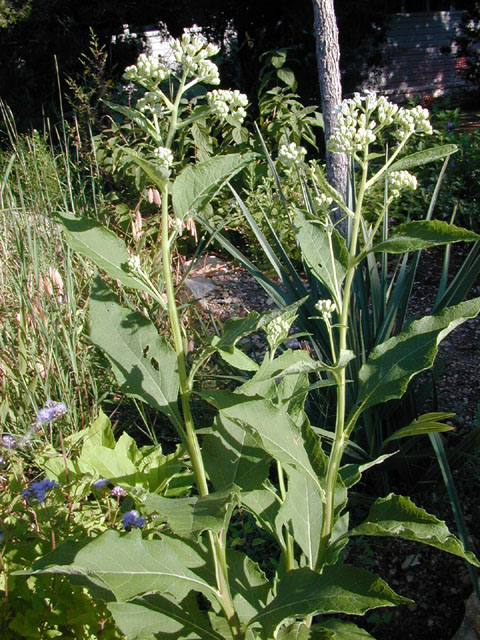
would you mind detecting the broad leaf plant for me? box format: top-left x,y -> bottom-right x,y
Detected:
18,32 -> 480,640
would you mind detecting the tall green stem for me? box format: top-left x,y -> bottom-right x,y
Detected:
317,157 -> 370,569
160,183 -> 242,638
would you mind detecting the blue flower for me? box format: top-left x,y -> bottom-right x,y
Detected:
1,435 -> 16,450
36,401 -> 67,424
122,510 -> 146,530
92,478 -> 109,490
22,478 -> 59,504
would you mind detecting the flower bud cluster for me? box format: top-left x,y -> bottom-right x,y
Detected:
153,146 -> 174,170
328,92 -> 433,155
124,54 -> 168,87
136,91 -> 164,115
394,105 -> 433,137
314,193 -> 334,212
388,170 -> 418,198
278,142 -> 307,168
127,255 -> 142,274
328,107 -> 377,155
315,299 -> 337,321
207,89 -> 248,125
171,33 -> 220,84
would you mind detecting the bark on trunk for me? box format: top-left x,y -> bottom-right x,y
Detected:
312,0 -> 348,207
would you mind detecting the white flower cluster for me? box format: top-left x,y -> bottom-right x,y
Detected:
315,299 -> 337,321
394,105 -> 433,137
314,192 -> 334,211
171,32 -> 220,84
153,147 -> 174,170
328,92 -> 433,156
328,101 -> 377,155
207,89 -> 248,125
266,316 -> 291,343
388,170 -> 418,198
278,142 -> 307,168
127,255 -> 142,274
124,54 -> 168,86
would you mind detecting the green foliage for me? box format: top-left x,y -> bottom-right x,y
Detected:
5,32 -> 480,640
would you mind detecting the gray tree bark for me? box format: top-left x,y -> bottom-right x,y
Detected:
312,0 -> 348,207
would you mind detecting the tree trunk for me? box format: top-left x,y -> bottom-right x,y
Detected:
312,0 -> 348,207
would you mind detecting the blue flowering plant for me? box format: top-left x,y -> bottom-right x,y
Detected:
17,33 -> 480,640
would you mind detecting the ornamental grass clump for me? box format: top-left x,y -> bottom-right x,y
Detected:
16,34 -> 480,640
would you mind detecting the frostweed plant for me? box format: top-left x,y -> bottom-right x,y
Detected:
20,60 -> 480,640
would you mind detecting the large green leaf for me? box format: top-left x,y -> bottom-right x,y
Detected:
28,530 -> 216,602
144,488 -> 240,539
372,221 -> 480,254
241,484 -> 285,549
227,549 -> 271,624
201,391 -> 324,498
295,213 -> 348,301
248,565 -> 410,638
388,144 -> 457,172
203,416 -> 271,491
55,212 -> 150,293
349,493 -> 480,566
108,592 -> 221,640
278,466 -> 323,569
172,153 -> 255,220
90,277 -> 180,422
353,297 -> 480,415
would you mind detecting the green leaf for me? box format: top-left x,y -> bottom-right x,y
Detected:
241,484 -> 285,548
278,466 -> 323,568
313,619 -> 375,639
203,416 -> 271,491
172,153 -> 255,220
55,212 -> 149,293
383,412 -> 455,446
277,67 -> 296,88
339,453 -> 396,489
353,297 -> 480,414
277,622 -> 313,639
214,344 -> 259,372
212,311 -> 261,353
83,410 -> 116,449
144,488 -> 240,539
104,101 -> 164,145
248,565 -> 410,638
109,591 -> 222,640
295,213 -> 348,301
28,530 -> 217,602
90,277 -> 180,421
240,350 -> 330,398
372,221 -> 480,254
271,51 -> 287,68
122,147 -> 170,187
350,493 -> 480,566
227,549 -> 271,624
202,392 -> 325,498
388,144 -> 457,172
